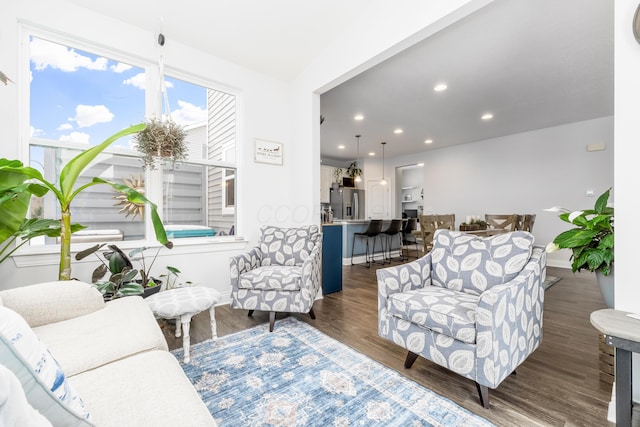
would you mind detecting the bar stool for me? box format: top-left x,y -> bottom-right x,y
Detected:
401,217 -> 419,259
381,219 -> 404,263
351,219 -> 383,268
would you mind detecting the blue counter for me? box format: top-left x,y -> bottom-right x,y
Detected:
321,224 -> 343,294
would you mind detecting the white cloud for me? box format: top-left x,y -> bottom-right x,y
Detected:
123,72 -> 173,90
123,72 -> 146,90
59,132 -> 90,144
57,123 -> 73,131
30,38 -> 107,72
30,126 -> 44,137
170,100 -> 207,125
110,62 -> 132,73
70,104 -> 114,128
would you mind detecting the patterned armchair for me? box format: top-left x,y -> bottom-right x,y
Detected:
377,229 -> 546,408
229,225 -> 322,332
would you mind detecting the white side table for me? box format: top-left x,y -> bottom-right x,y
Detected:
146,287 -> 221,363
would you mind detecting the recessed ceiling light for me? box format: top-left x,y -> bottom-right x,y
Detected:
424,139 -> 433,144
368,152 -> 375,156
338,145 -> 345,149
434,83 -> 447,92
394,128 -> 403,134
481,113 -> 494,120
354,114 -> 364,121
417,163 -> 424,167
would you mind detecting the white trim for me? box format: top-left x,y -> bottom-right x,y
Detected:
11,237 -> 248,268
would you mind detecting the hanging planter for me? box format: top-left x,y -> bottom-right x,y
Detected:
134,117 -> 187,170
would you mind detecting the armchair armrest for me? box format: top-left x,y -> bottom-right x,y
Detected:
376,253 -> 433,310
300,235 -> 322,299
475,247 -> 546,388
0,280 -> 105,328
229,246 -> 262,289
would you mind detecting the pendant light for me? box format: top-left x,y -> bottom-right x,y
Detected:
380,141 -> 387,185
354,134 -> 362,183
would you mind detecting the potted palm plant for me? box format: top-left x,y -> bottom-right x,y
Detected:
545,188 -> 614,306
134,118 -> 187,170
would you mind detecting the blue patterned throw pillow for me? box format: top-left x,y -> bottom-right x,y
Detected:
431,230 -> 534,295
0,306 -> 94,426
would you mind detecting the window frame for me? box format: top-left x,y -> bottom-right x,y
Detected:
20,26 -> 240,250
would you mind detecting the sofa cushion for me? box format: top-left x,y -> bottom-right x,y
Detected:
33,296 -> 167,377
431,230 -> 534,296
0,281 -> 104,328
387,286 -> 480,344
0,306 -> 93,426
69,350 -> 216,427
259,225 -> 320,266
238,266 -> 302,291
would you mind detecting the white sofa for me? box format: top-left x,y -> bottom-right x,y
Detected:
0,280 -> 216,427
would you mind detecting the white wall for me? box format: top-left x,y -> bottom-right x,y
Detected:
387,116 -> 614,268
614,0 -> 640,405
0,0 -> 296,297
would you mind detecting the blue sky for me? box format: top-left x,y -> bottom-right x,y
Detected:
29,36 -> 206,150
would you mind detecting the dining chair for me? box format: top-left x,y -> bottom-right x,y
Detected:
401,218 -> 419,260
485,214 -> 518,232
518,214 -> 536,232
418,214 -> 455,253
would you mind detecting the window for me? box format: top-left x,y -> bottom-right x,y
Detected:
26,33 -> 237,244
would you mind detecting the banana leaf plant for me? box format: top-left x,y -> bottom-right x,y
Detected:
0,124 -> 172,280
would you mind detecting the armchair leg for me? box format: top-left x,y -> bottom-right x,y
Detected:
308,307 -> 316,320
475,382 -> 490,409
269,311 -> 276,332
247,310 -> 254,317
404,351 -> 419,369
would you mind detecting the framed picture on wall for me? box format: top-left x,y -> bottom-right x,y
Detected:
254,139 -> 283,165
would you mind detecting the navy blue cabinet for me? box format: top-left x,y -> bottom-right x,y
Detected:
321,224 -> 342,294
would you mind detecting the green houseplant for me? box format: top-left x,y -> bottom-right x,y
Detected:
0,124 -> 172,280
545,188 -> 614,276
134,118 -> 187,170
346,161 -> 362,182
75,243 -> 164,299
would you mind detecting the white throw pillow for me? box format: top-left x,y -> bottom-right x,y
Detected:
0,363 -> 53,427
0,306 -> 94,426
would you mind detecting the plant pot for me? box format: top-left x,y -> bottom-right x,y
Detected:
595,267 -> 614,308
143,285 -> 161,298
137,279 -> 163,298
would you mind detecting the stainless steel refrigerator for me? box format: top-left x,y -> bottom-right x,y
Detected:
330,187 -> 365,220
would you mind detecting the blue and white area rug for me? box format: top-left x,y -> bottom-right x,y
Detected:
172,317 -> 493,426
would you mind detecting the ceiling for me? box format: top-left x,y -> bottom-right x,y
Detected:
65,0 -> 371,80
320,0 -> 614,162
67,0 -> 614,162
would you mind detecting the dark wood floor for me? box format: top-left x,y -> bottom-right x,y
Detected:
161,262 -> 613,427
